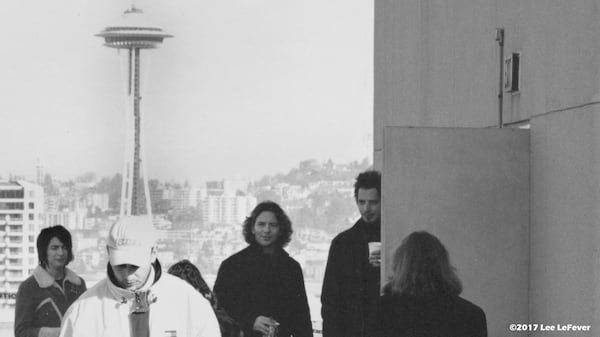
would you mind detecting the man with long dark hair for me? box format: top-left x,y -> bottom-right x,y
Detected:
213,201 -> 312,337
321,170 -> 382,337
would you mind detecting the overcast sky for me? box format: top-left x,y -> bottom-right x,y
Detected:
0,0 -> 373,184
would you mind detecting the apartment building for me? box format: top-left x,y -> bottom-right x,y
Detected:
0,181 -> 43,312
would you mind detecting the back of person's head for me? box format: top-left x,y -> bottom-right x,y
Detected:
354,170 -> 381,199
168,259 -> 212,297
37,225 -> 74,268
242,201 -> 293,247
388,231 -> 462,297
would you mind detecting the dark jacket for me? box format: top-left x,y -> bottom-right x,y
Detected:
381,291 -> 487,337
214,244 -> 312,337
321,219 -> 380,337
15,266 -> 86,337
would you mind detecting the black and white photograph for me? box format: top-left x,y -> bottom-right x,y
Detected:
1,0 -> 597,336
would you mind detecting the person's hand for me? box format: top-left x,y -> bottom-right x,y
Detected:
369,250 -> 381,267
39,327 -> 61,337
253,316 -> 277,335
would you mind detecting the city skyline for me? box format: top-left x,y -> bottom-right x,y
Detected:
5,157 -> 372,188
0,0 -> 373,184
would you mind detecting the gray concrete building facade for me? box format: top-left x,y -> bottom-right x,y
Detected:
375,1 -> 600,336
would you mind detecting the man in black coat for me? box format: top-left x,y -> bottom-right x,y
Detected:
214,201 -> 313,337
321,170 -> 382,337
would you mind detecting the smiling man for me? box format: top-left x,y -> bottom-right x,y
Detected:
321,170 -> 382,337
213,201 -> 312,337
59,215 -> 221,337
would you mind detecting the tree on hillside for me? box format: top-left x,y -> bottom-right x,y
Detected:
76,172 -> 97,183
255,189 -> 282,204
324,194 -> 357,233
43,174 -> 57,195
94,174 -> 122,211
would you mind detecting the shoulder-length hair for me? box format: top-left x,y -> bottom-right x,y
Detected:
387,231 -> 462,297
37,225 -> 74,268
242,201 -> 293,248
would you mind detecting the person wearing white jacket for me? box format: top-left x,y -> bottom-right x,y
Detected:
59,215 -> 221,337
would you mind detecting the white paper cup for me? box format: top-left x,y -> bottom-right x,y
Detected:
368,242 -> 381,257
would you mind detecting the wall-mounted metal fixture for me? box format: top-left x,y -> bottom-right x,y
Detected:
504,52 -> 521,92
496,28 -> 504,128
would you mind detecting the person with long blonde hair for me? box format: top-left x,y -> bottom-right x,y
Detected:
382,231 -> 487,337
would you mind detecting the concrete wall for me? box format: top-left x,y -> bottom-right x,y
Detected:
375,1 -> 600,335
374,0 -> 599,165
382,127 -> 529,337
530,107 -> 600,336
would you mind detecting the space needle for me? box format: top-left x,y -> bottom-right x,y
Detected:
97,5 -> 172,216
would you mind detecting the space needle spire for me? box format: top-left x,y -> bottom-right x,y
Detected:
97,5 -> 172,217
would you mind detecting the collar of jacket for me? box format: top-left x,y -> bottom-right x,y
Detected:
106,260 -> 162,301
33,265 -> 82,288
354,218 -> 381,236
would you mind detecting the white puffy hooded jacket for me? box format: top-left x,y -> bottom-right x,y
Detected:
59,264 -> 221,337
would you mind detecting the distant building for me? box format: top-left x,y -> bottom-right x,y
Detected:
205,180 -> 224,195
0,180 -> 44,310
296,227 -> 331,243
201,194 -> 257,225
149,182 -> 165,212
162,186 -> 175,201
223,178 -> 249,196
44,195 -> 59,213
153,215 -> 172,230
171,186 -> 202,212
35,160 -> 44,186
45,208 -> 88,230
171,188 -> 189,212
200,179 -> 255,225
86,193 -> 109,212
207,178 -> 249,197
72,235 -> 97,252
271,183 -> 309,202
